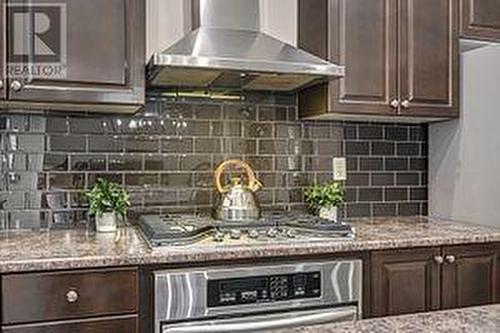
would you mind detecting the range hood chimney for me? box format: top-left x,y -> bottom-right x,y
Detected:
147,0 -> 344,92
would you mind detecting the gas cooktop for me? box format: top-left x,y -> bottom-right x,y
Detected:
138,212 -> 355,247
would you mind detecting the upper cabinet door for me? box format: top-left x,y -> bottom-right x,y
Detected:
0,0 -> 6,100
329,0 -> 398,115
399,0 -> 459,117
5,0 -> 144,108
460,0 -> 500,41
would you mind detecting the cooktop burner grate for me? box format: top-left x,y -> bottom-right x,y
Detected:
138,212 -> 355,247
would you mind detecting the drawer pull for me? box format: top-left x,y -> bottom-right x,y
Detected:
445,255 -> 456,264
433,256 -> 444,264
66,290 -> 79,303
10,80 -> 23,92
390,99 -> 400,108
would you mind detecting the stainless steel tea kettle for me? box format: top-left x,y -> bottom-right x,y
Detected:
213,159 -> 262,222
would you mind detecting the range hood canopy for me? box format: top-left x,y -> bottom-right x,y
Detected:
148,0 -> 344,92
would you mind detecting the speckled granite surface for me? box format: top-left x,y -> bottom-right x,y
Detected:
1,216 -> 500,273
267,305 -> 500,333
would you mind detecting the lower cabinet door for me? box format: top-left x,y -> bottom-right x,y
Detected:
371,247 -> 441,317
2,316 -> 137,333
441,244 -> 498,309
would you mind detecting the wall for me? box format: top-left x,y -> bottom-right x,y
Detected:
0,92 -> 428,230
429,44 -> 500,227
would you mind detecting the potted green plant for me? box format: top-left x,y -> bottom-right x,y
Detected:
86,178 -> 130,233
304,181 -> 345,221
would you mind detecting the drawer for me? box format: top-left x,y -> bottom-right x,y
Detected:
2,315 -> 138,333
1,268 -> 138,325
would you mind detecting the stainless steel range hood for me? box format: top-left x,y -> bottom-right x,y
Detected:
148,0 -> 344,92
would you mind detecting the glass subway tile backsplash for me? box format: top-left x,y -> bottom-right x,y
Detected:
0,92 -> 428,229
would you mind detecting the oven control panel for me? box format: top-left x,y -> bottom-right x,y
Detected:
207,272 -> 321,307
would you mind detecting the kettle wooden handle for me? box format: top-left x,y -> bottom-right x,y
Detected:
214,159 -> 261,194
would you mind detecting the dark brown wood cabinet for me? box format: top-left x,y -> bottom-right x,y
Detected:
298,0 -> 459,121
460,0 -> 500,41
2,316 -> 138,333
1,0 -> 145,112
371,247 -> 441,317
371,244 -> 499,317
0,0 -> 5,101
399,0 -> 459,117
441,244 -> 498,309
1,268 -> 139,333
497,249 -> 500,303
299,0 -> 398,118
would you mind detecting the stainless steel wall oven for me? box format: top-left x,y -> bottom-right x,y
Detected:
154,260 -> 362,333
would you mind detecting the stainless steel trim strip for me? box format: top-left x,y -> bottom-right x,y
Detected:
162,306 -> 357,333
152,54 -> 345,77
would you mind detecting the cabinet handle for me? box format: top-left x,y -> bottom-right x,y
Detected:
0,80 -> 3,90
401,100 -> 410,108
434,256 -> 444,264
66,289 -> 79,303
445,255 -> 456,264
390,99 -> 400,108
10,80 -> 23,92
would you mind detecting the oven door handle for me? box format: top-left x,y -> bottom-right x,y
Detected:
163,306 -> 357,333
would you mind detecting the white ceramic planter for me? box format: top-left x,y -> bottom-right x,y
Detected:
96,212 -> 117,233
318,206 -> 338,222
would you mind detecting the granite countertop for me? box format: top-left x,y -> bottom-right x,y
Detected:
1,216 -> 500,273
267,304 -> 500,333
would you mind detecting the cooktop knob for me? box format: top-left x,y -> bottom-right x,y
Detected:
213,231 -> 225,242
286,229 -> 296,238
248,229 -> 259,239
266,228 -> 278,238
230,229 -> 242,240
